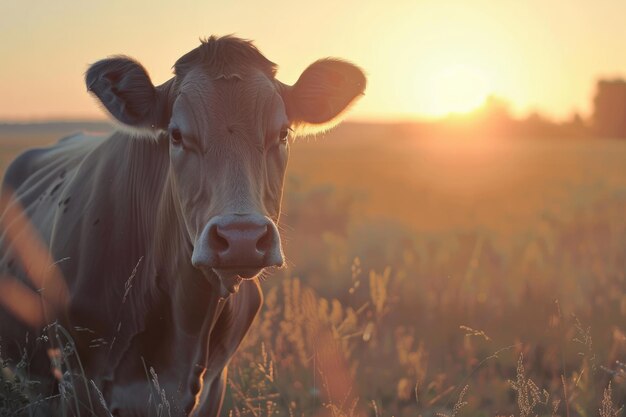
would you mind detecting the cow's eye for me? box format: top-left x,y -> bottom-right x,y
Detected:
170,128 -> 183,146
279,128 -> 290,144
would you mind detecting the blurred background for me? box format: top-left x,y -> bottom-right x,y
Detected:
1,1 -> 625,415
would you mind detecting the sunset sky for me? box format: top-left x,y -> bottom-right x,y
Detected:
2,0 -> 626,122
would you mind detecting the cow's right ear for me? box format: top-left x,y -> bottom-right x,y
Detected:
86,57 -> 169,131
282,59 -> 366,135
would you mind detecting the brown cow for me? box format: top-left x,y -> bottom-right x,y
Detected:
0,35 -> 365,416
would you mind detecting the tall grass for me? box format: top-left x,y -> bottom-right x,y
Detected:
1,126 -> 625,415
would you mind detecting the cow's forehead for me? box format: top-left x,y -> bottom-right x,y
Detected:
171,67 -> 285,137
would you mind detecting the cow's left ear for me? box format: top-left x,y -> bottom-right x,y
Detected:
86,56 -> 170,131
284,59 -> 366,133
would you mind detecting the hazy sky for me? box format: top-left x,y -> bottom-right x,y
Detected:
2,0 -> 626,121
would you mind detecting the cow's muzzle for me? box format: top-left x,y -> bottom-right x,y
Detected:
191,214 -> 284,290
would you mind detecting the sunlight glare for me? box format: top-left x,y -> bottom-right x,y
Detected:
423,65 -> 491,118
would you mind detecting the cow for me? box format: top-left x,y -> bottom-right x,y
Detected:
0,35 -> 365,416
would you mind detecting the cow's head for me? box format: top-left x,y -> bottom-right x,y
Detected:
86,36 -> 365,296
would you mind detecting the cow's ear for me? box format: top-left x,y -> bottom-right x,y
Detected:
86,56 -> 169,131
285,59 -> 366,134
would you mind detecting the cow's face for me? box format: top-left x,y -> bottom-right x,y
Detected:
86,36 -> 365,295
168,67 -> 289,292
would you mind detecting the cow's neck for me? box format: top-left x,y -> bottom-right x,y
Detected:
153,170 -> 223,333
170,264 -> 228,412
151,168 -> 229,405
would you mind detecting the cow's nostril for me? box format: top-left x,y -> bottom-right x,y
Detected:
256,225 -> 271,254
209,224 -> 229,253
197,214 -> 283,269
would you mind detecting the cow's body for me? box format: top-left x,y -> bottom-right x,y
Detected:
1,132 -> 262,414
0,35 -> 365,416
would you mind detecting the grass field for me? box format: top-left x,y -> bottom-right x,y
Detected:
0,122 -> 625,416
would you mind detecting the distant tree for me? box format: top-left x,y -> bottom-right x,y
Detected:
467,95 -> 514,135
520,111 -> 554,136
480,95 -> 513,124
592,79 -> 626,137
559,112 -> 589,137
569,112 -> 585,128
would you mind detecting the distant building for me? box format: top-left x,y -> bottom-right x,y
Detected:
592,79 -> 626,137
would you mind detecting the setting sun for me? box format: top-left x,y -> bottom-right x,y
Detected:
422,64 -> 491,117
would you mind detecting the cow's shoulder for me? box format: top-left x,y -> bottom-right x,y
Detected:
44,134 -> 170,377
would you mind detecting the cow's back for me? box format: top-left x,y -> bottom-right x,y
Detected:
0,133 -> 105,375
3,133 -> 102,195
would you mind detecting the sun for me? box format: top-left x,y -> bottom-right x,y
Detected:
422,65 -> 491,118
